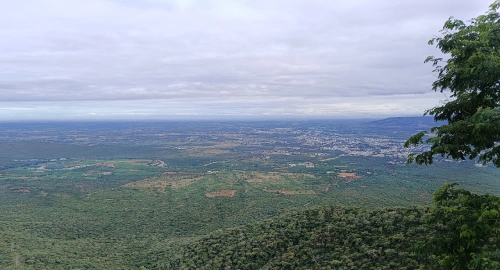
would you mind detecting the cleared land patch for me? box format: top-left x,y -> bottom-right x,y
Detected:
263,188 -> 316,195
162,171 -> 201,175
11,188 -> 30,193
83,170 -> 112,176
338,172 -> 363,183
205,189 -> 236,198
123,174 -> 206,191
241,172 -> 316,183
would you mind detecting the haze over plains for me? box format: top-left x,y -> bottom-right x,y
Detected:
0,0 -> 493,120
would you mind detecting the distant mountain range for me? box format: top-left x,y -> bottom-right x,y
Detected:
369,116 -> 442,128
363,116 -> 445,135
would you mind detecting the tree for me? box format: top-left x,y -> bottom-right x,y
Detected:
405,2 -> 500,166
415,184 -> 500,270
405,2 -> 500,269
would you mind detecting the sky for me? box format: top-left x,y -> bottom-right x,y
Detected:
0,0 -> 495,120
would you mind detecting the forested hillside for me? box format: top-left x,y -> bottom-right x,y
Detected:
149,206 -> 436,269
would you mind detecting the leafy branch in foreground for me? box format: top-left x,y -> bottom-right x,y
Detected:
405,2 -> 500,166
406,2 -> 500,269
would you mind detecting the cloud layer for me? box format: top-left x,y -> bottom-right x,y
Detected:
0,0 -> 494,119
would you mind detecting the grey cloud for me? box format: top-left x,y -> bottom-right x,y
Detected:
0,0 -> 494,118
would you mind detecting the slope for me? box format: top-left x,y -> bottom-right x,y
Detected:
148,205 -> 436,269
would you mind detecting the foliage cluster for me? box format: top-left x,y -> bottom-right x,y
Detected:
405,2 -> 500,166
414,184 -> 500,269
404,3 -> 500,269
150,206 -> 435,269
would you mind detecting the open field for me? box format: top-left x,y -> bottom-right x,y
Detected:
338,171 -> 363,182
124,174 -> 206,191
241,171 -> 316,183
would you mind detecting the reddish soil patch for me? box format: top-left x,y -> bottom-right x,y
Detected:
83,170 -> 97,176
102,162 -> 116,168
264,188 -> 315,195
338,172 -> 363,183
162,171 -> 200,175
205,189 -> 236,198
280,190 -> 316,195
11,188 -> 30,193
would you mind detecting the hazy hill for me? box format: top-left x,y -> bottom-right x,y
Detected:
369,116 -> 440,128
371,116 -> 435,126
361,116 -> 444,136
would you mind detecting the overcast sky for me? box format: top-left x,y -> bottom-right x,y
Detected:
0,0 -> 494,120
